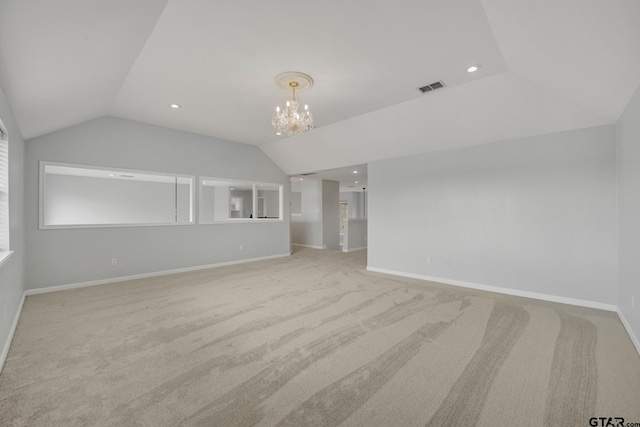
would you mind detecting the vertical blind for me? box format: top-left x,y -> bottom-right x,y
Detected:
0,124 -> 9,252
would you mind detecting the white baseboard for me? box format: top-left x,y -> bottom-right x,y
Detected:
616,308 -> 640,357
292,243 -> 324,250
366,266 -> 617,312
342,246 -> 367,253
0,292 -> 25,375
25,253 -> 291,296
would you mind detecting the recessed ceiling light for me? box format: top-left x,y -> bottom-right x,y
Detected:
202,181 -> 206,184
299,178 -> 303,181
355,181 -> 358,184
169,103 -> 181,109
353,170 -> 358,174
275,131 -> 282,136
108,173 -> 114,177
466,65 -> 481,73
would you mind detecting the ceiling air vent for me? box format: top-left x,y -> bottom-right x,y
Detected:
418,81 -> 446,94
299,172 -> 317,176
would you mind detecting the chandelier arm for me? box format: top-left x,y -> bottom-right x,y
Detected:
272,74 -> 313,136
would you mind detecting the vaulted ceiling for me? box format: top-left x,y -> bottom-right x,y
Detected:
1,0 -> 638,175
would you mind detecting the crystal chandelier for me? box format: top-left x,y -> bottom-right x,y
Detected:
272,72 -> 314,136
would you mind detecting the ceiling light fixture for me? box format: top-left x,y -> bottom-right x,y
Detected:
272,72 -> 314,136
169,103 -> 181,109
466,65 -> 481,73
353,170 -> 358,174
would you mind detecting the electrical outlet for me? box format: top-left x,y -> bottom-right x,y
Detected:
111,258 -> 117,266
239,245 -> 243,251
426,257 -> 432,264
444,259 -> 450,267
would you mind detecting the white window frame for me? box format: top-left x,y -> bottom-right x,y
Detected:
199,176 -> 284,224
39,161 -> 196,229
0,118 -> 11,268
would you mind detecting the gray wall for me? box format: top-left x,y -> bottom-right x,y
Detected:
368,125 -> 617,305
617,86 -> 640,343
259,189 -> 279,218
200,185 -> 216,223
340,191 -> 366,218
291,191 -> 301,215
344,219 -> 367,252
291,179 -> 322,247
322,180 -> 340,250
25,116 -> 290,290
0,82 -> 26,366
44,175 -> 191,225
291,179 -> 340,249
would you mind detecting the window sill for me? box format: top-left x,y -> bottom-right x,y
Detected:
200,219 -> 284,225
39,222 -> 195,230
0,250 -> 14,269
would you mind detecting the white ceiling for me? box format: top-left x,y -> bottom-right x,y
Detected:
1,0 -> 639,176
0,0 -> 169,139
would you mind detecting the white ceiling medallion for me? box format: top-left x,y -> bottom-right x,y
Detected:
272,71 -> 314,136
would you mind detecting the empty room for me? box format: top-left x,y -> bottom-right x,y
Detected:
1,0 -> 640,426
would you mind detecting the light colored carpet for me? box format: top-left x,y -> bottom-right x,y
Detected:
1,247 -> 639,426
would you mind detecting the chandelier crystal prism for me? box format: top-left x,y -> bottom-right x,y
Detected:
272,72 -> 314,136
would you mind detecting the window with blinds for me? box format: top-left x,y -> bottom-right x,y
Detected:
0,120 -> 9,254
